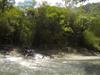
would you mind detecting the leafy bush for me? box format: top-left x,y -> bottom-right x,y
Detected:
84,30 -> 100,50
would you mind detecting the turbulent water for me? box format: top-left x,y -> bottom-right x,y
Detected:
0,53 -> 100,75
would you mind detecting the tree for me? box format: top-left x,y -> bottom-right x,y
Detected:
62,0 -> 88,7
31,5 -> 67,48
0,7 -> 23,44
0,0 -> 15,12
81,3 -> 100,16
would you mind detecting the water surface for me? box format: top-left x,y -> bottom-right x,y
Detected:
0,54 -> 100,75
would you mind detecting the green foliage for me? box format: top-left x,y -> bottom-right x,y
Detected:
84,30 -> 100,50
0,2 -> 99,51
84,17 -> 100,50
31,6 -> 67,48
0,0 -> 15,12
81,3 -> 100,16
89,16 -> 100,37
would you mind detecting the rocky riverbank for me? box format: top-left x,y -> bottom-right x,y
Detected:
0,46 -> 100,60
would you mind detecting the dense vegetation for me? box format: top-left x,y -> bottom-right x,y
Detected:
0,0 -> 100,51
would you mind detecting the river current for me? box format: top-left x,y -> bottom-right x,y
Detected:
0,53 -> 100,75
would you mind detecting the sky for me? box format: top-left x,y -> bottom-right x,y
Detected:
15,0 -> 100,6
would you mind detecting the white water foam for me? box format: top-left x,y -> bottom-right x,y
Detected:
2,54 -> 50,69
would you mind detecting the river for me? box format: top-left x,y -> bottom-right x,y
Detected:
0,53 -> 100,75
